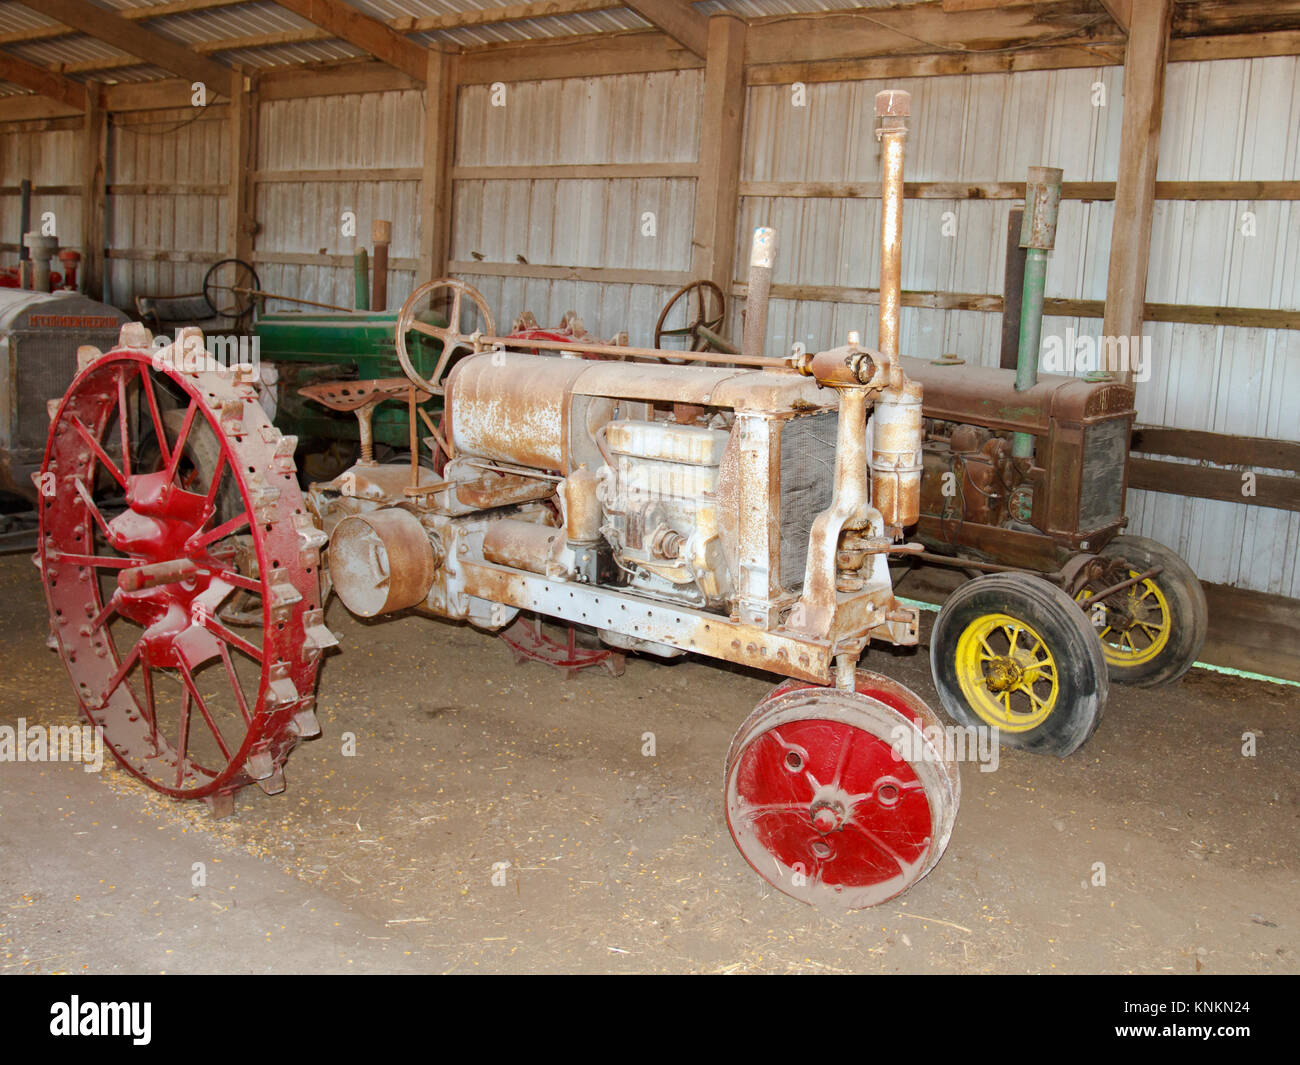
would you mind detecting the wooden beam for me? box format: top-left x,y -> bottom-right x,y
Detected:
15,0 -> 232,91
419,48 -> 458,283
623,0 -> 710,59
1130,426 -> 1300,473
457,30 -> 702,84
0,52 -> 87,111
1097,0 -> 1131,33
744,1 -> 1119,66
259,61 -> 419,100
691,15 -> 747,300
1127,457 -> 1300,512
453,162 -> 700,180
0,0 -> 621,48
227,69 -> 257,268
728,281 -> 1300,331
739,179 -> 1300,201
81,82 -> 106,301
1102,0 -> 1172,387
450,261 -> 693,286
268,0 -> 430,83
1174,1 -> 1300,38
395,0 -> 621,33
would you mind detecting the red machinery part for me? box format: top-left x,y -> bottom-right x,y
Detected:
37,344 -> 333,808
725,670 -> 960,909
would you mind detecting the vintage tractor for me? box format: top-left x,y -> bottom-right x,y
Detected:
36,89 -> 962,910
672,175 -> 1207,758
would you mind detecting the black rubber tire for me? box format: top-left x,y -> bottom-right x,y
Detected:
931,572 -> 1108,757
1086,535 -> 1208,689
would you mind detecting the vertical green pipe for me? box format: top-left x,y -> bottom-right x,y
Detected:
1011,247 -> 1048,457
1011,166 -> 1063,460
353,248 -> 370,311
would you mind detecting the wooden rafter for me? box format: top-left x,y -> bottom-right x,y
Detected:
1097,0 -> 1131,33
622,0 -> 711,58
267,0 -> 429,82
0,51 -> 87,110
12,0 -> 232,89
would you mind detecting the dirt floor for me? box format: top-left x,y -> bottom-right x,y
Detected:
1,550 -> 1296,974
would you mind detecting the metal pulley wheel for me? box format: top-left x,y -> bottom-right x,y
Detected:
725,670 -> 960,909
37,341 -> 334,807
394,277 -> 496,395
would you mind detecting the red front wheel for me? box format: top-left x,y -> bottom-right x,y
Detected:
725,670 -> 960,908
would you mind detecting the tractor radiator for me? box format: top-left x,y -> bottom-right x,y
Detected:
778,412 -> 838,590
1079,416 -> 1128,529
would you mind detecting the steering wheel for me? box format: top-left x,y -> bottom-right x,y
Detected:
202,258 -> 262,320
394,277 -> 497,395
654,280 -> 727,360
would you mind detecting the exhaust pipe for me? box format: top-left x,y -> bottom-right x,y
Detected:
875,89 -> 909,362
870,89 -> 922,534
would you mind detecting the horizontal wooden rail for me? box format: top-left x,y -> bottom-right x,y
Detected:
450,261 -> 693,286
1131,426 -> 1300,472
729,282 -> 1300,331
452,163 -> 700,181
253,168 -> 422,183
740,180 -> 1300,201
1128,458 -> 1300,512
251,251 -> 420,270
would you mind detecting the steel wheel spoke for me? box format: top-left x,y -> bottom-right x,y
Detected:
177,660 -> 233,762
163,401 -> 199,486
200,613 -> 263,662
101,643 -> 141,704
218,642 -> 253,726
70,416 -> 126,489
136,367 -> 172,468
116,371 -> 133,480
190,511 -> 250,552
175,688 -> 192,787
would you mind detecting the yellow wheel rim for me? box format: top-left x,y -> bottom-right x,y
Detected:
1075,572 -> 1171,668
953,613 -> 1059,732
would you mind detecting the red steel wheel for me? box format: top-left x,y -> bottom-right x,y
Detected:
37,336 -> 334,807
725,670 -> 960,909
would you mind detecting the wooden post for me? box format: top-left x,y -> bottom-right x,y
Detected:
80,81 -> 106,302
690,14 -> 747,299
419,47 -> 457,283
228,68 -> 257,268
1102,0 -> 1173,387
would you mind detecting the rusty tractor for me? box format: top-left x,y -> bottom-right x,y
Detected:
663,183 -> 1207,760
37,89 -> 963,910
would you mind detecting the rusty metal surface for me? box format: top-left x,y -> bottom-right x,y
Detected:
329,507 -> 437,617
297,378 -> 430,413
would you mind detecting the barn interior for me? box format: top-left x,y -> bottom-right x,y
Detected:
0,0 -> 1297,976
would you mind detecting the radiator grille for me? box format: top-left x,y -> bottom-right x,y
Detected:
13,333 -> 85,453
1079,417 -> 1128,530
779,412 -> 837,591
